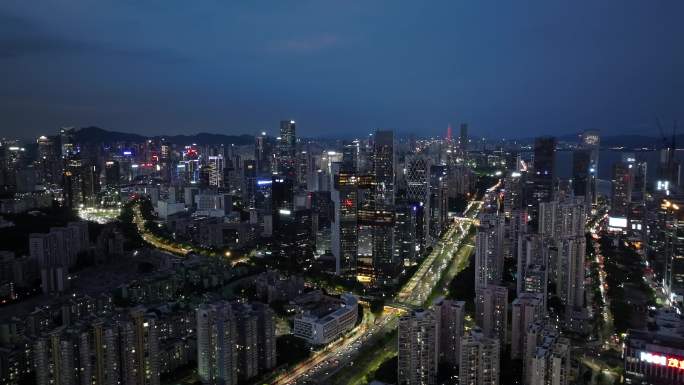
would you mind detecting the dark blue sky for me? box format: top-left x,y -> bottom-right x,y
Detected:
1,1 -> 682,139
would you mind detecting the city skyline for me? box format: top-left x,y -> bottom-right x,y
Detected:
3,3 -> 684,385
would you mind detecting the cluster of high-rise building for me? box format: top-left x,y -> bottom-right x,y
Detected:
0,253 -> 278,385
9,121 -> 684,385
28,222 -> 89,293
397,133 -> 595,385
197,301 -> 276,385
1,122 -> 476,292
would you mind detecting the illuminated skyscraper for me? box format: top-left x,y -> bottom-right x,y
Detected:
511,293 -> 544,359
373,130 -> 395,208
572,148 -> 591,201
371,130 -> 396,284
394,194 -> 417,265
459,123 -> 468,152
528,137 -> 556,222
279,120 -> 296,153
555,236 -> 586,312
254,132 -> 273,175
611,161 -> 633,217
197,302 -> 237,385
429,165 -> 448,239
332,172 -> 358,277
207,155 -> 225,187
36,135 -> 61,185
434,298 -> 465,366
459,328 -> 500,385
278,120 -> 297,175
475,213 -> 505,289
526,329 -> 571,385
122,308 -> 160,385
475,284 -> 508,345
60,127 -> 78,158
578,130 -> 600,204
406,154 -> 431,252
398,309 -> 438,385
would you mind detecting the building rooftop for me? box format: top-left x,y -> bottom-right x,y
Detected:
627,329 -> 684,350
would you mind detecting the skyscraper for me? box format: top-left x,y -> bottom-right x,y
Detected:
632,159 -> 648,203
197,302 -> 238,385
459,123 -> 468,152
571,148 -> 591,201
611,161 -> 633,217
398,309 -> 438,385
511,293 -> 545,359
123,307 -> 160,385
459,328 -> 500,385
474,213 -> 505,289
373,130 -> 395,208
579,130 -> 600,204
88,320 -> 121,385
254,132 -> 273,175
36,135 -> 61,185
555,236 -> 586,314
332,172 -> 359,277
279,120 -> 296,153
406,154 -> 431,252
429,164 -> 448,239
34,329 -> 77,385
434,298 -> 465,366
278,120 -> 297,175
207,155 -> 225,188
238,302 -> 275,378
234,307 -> 258,381
528,137 -> 556,222
371,130 -> 396,284
251,303 -> 276,372
475,284 -> 508,345
59,127 -> 78,158
526,330 -> 571,385
104,160 -> 120,188
394,194 -> 417,265
538,199 -> 586,240
341,140 -> 359,173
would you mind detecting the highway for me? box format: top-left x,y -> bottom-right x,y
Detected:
395,217 -> 474,307
274,202 -> 481,385
269,307 -> 400,385
132,203 -> 192,256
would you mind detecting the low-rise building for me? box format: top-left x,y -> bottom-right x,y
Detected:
624,330 -> 684,384
293,293 -> 357,345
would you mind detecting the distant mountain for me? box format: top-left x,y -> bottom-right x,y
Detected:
75,126 -> 146,143
74,126 -> 254,146
72,126 -> 680,150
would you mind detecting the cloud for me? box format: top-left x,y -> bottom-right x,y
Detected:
268,34 -> 340,54
0,9 -> 187,62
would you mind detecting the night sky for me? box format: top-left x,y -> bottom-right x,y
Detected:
1,1 -> 682,140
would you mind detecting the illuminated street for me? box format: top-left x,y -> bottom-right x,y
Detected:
0,5 -> 678,385
274,202 -> 481,385
131,202 -> 192,256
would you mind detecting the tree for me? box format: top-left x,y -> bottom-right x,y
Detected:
276,335 -> 311,367
373,356 -> 398,384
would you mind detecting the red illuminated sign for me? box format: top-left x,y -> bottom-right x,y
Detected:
640,352 -> 684,369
